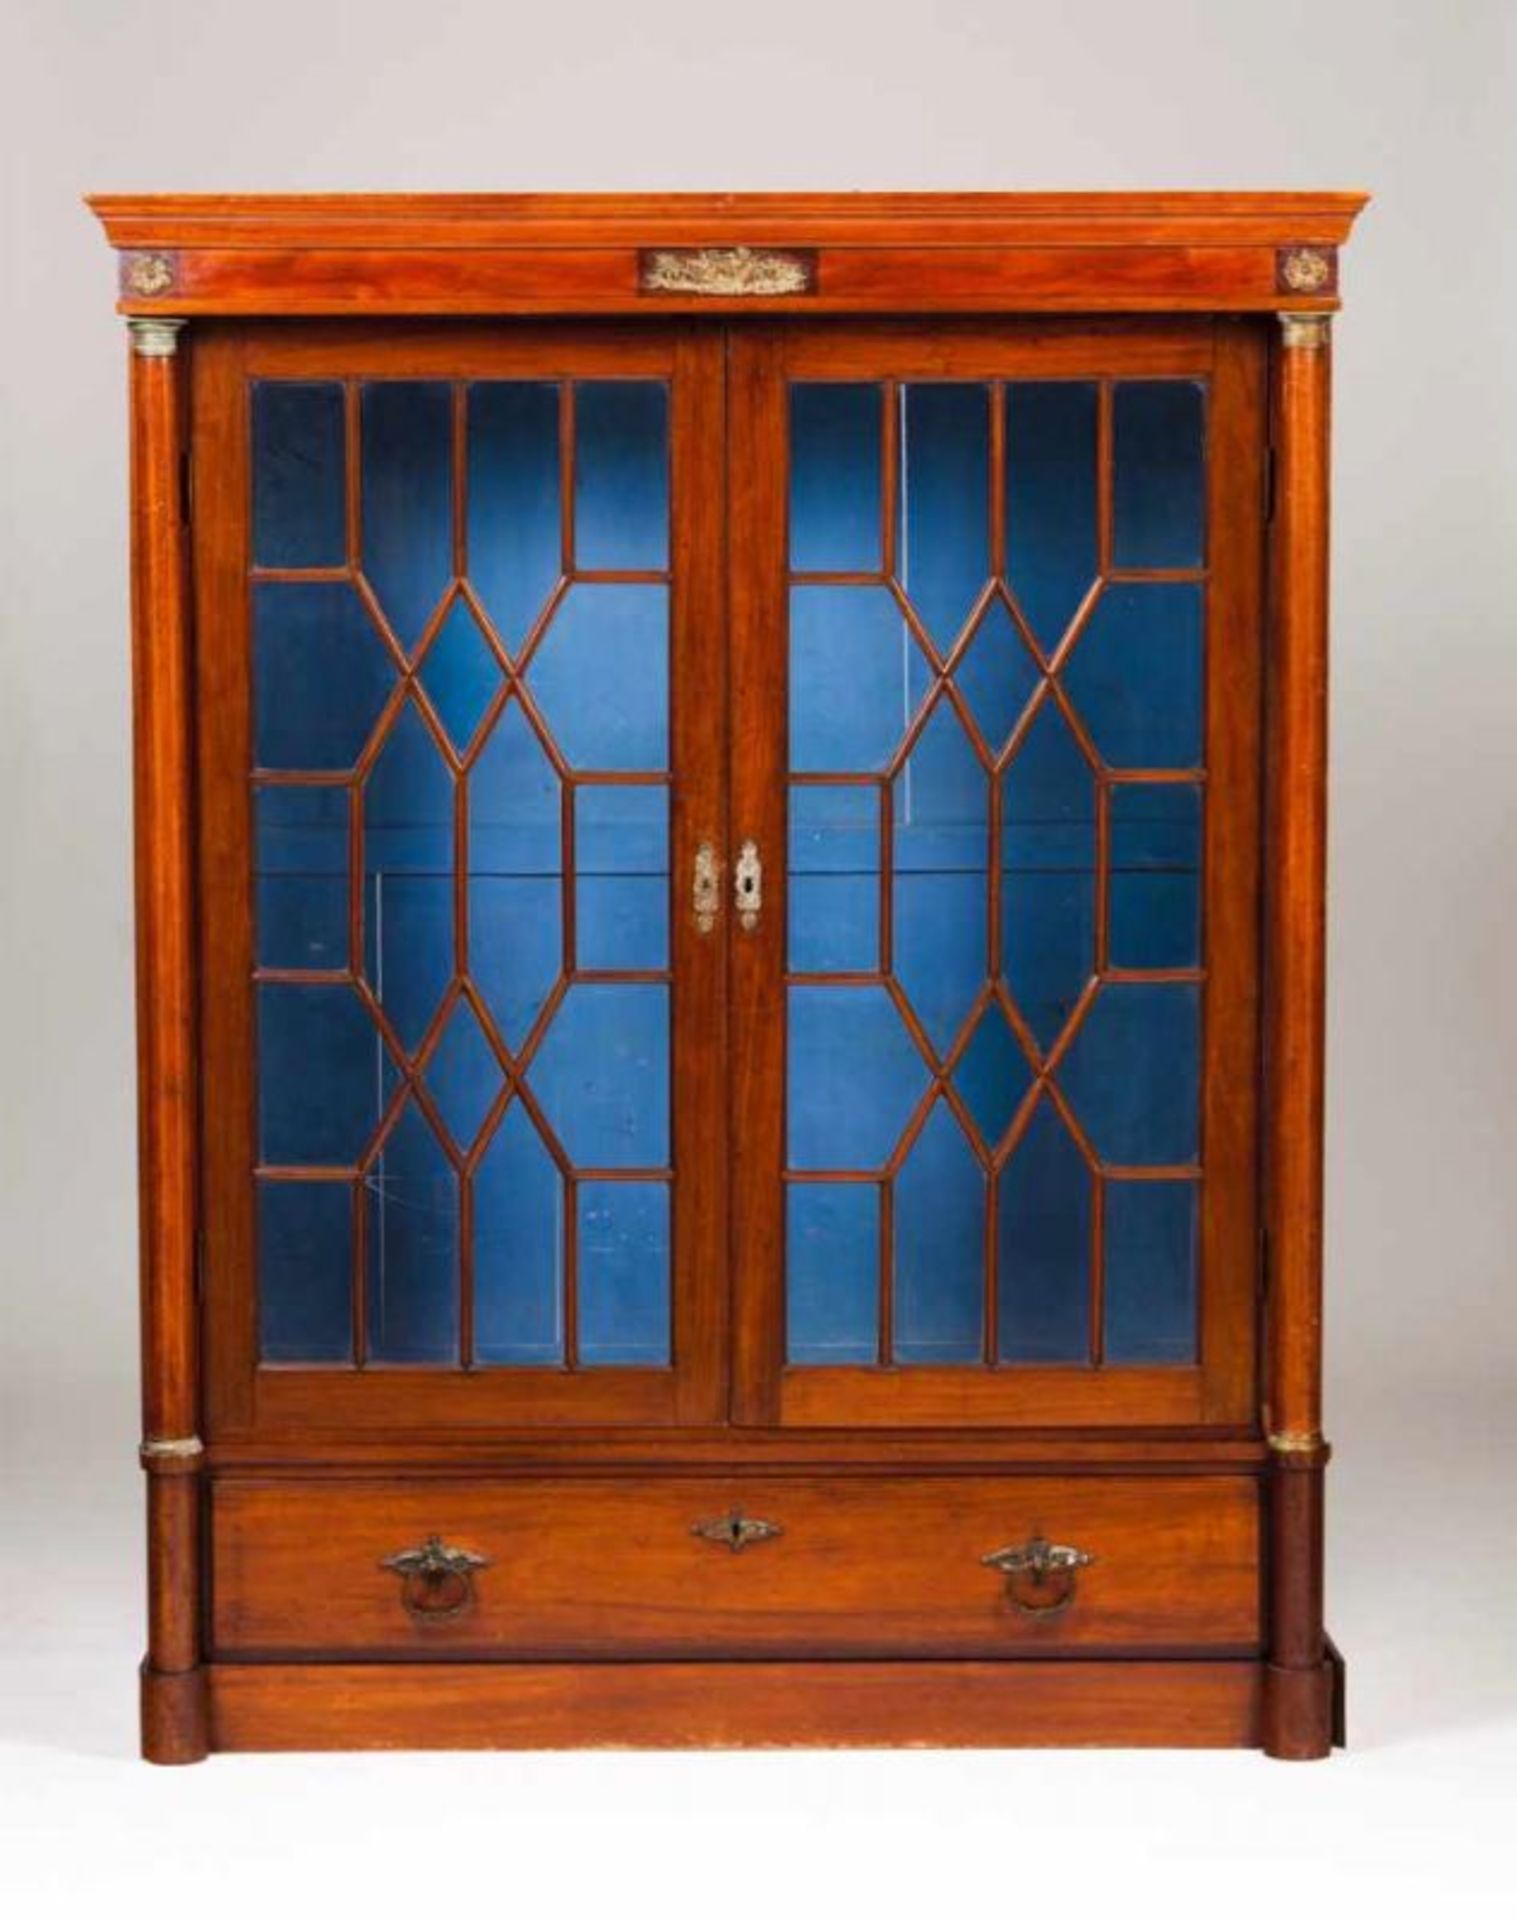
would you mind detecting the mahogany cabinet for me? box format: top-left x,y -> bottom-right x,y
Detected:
89,192 -> 1365,1761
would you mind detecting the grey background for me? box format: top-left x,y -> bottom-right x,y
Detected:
2,0 -> 1512,1900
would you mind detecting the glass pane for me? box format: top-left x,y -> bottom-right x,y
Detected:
788,783 -> 878,973
1005,382 -> 1098,652
253,581 -> 394,772
893,700 -> 987,1055
418,598 -> 502,756
790,383 -> 880,572
528,584 -> 668,771
365,1104 -> 458,1362
467,381 -> 562,650
954,1001 -> 1033,1153
955,597 -> 1041,759
575,382 -> 668,571
789,585 -> 909,774
576,784 -> 669,971
362,704 -> 454,1053
899,383 -> 989,647
257,984 -> 380,1165
530,984 -> 669,1168
894,1103 -> 984,1365
1059,983 -> 1200,1165
424,999 -> 505,1154
1002,700 -> 1096,1051
578,1181 -> 670,1365
786,1183 -> 878,1363
1113,381 -> 1206,569
252,382 -> 345,568
998,1099 -> 1090,1361
1104,1179 -> 1198,1363
360,381 -> 453,652
1062,583 -> 1203,770
787,984 -> 928,1171
469,701 -> 562,1048
255,786 -> 347,971
258,1180 -> 352,1361
1109,783 -> 1202,969
474,1101 -> 563,1366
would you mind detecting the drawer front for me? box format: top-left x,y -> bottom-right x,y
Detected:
210,1473 -> 1261,1659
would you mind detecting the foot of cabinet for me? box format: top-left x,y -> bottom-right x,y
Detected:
141,1660 -> 209,1765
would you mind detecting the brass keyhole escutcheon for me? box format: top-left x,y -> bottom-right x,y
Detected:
691,1511 -> 783,1553
734,840 -> 762,933
380,1535 -> 491,1623
693,841 -> 721,934
981,1533 -> 1095,1618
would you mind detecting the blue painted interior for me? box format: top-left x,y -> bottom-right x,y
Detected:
361,382 -> 453,651
997,1098 -> 1091,1361
1113,381 -> 1206,568
254,380 -> 670,1368
1103,1178 -> 1198,1362
575,382 -> 668,570
1005,382 -> 1099,650
467,380 -> 561,650
257,1180 -> 352,1362
785,1183 -> 879,1364
894,1102 -> 984,1363
577,1182 -> 671,1365
252,380 -> 345,569
253,373 -> 1205,1377
785,378 -> 1206,1369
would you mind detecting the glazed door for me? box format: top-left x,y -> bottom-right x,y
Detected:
730,322 -> 1266,1429
196,324 -> 727,1434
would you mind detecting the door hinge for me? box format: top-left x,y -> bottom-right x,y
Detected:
179,446 -> 193,526
1263,444 -> 1277,523
1257,1226 -> 1270,1302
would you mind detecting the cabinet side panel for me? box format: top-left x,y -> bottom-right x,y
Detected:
130,316 -> 208,1762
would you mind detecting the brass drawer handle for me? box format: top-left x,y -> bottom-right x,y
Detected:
982,1533 -> 1095,1618
693,841 -> 721,934
734,840 -> 762,933
380,1535 -> 491,1623
691,1511 -> 783,1552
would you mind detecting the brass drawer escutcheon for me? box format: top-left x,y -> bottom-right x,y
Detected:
981,1533 -> 1096,1618
380,1535 -> 492,1623
691,1511 -> 783,1553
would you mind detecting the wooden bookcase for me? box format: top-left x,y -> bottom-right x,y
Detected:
89,192 -> 1366,1761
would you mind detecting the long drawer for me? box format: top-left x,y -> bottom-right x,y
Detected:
210,1473 -> 1262,1660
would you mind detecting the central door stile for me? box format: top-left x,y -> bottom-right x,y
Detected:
728,327 -> 790,1425
669,324 -> 731,1424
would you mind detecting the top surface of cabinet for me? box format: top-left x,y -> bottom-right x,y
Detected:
88,191 -> 1367,317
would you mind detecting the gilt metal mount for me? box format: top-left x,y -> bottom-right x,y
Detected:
1279,312 -> 1332,351
121,251 -> 178,298
734,840 -> 762,933
140,1434 -> 204,1458
982,1532 -> 1096,1618
127,317 -> 186,358
1275,245 -> 1337,296
691,1511 -> 784,1552
380,1535 -> 492,1622
640,246 -> 817,297
693,841 -> 721,935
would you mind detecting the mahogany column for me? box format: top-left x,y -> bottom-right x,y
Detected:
1261,309 -> 1336,1760
129,315 -> 208,1764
